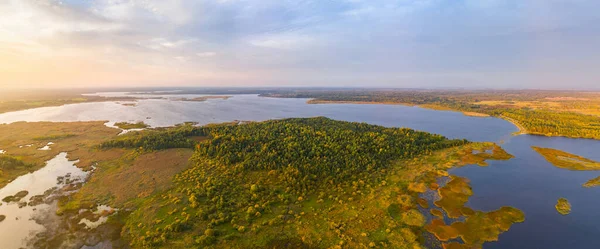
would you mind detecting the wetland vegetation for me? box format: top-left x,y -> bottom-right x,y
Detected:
0,121 -> 121,188
531,147 -> 600,171
1,89 -> 598,248
114,122 -> 150,130
555,198 -> 571,215
6,89 -> 596,248
531,146 -> 599,216
583,176 -> 600,188
48,117 -> 523,249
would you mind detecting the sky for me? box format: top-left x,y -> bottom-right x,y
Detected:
0,0 -> 599,89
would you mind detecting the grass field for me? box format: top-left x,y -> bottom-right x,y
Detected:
0,121 -> 121,188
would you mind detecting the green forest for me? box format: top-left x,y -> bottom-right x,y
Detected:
92,118 -> 522,248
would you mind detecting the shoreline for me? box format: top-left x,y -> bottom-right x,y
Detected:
305,99 -> 536,137
2,96 -> 595,141
306,99 -> 416,106
307,99 -> 492,117
500,115 -> 527,136
0,96 -> 142,115
462,111 -> 491,117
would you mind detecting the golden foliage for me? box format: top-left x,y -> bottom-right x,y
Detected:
532,147 -> 600,171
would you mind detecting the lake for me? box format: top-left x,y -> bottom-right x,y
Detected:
452,135 -> 600,249
0,94 -> 514,142
0,93 -> 598,248
0,153 -> 88,249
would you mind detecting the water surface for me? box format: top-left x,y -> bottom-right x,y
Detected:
0,94 -> 514,142
0,94 -> 598,248
452,136 -> 600,249
0,153 -> 87,249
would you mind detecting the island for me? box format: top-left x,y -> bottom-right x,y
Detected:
532,146 -> 600,171
583,176 -> 600,188
555,198 -> 571,215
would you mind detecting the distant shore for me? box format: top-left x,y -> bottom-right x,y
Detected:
462,112 -> 491,117
177,96 -> 232,102
306,99 -> 415,106
307,99 -> 491,118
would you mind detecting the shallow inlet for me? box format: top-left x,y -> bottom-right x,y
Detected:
0,153 -> 87,249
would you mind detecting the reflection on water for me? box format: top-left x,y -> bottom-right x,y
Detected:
37,142 -> 54,151
78,205 -> 118,230
0,153 -> 87,249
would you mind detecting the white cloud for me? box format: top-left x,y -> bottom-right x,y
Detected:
197,52 -> 217,57
91,0 -> 193,25
1,0 -> 599,88
249,33 -> 317,50
139,37 -> 197,50
0,0 -> 120,40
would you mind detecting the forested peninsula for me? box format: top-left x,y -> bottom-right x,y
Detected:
46,117 -> 523,248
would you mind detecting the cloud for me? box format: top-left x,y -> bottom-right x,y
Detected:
0,0 -> 120,40
91,0 -> 194,25
249,33 -> 317,50
1,0 -> 600,89
139,37 -> 197,50
197,52 -> 217,57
